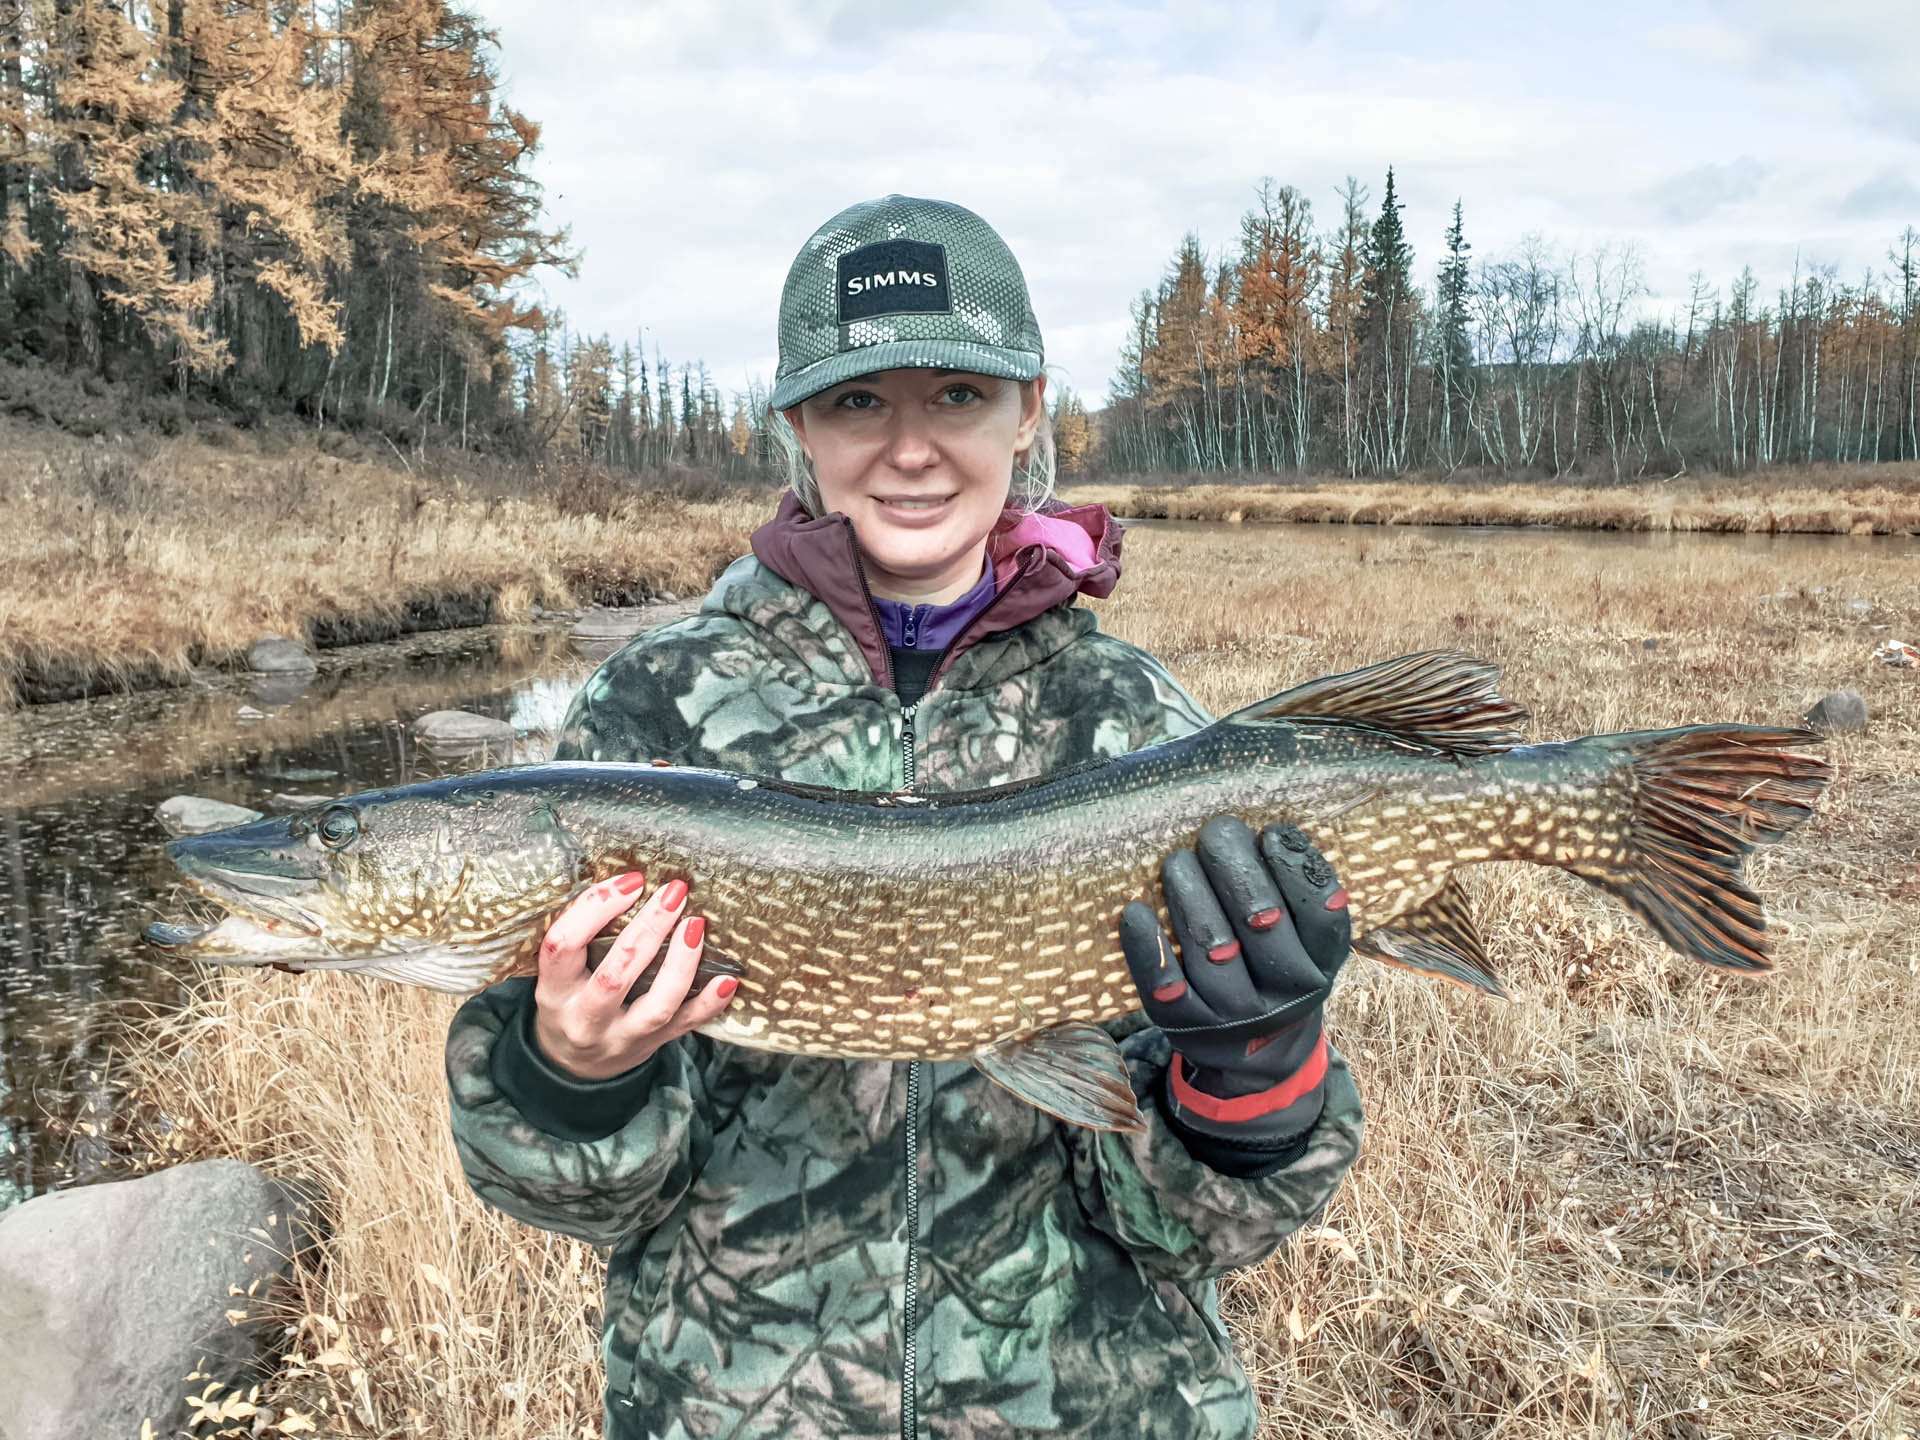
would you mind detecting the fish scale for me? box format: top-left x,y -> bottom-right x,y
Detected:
147,651 -> 1829,1133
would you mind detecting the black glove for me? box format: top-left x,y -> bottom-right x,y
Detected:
1121,817 -> 1351,1152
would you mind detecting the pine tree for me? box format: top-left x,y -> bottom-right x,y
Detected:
1435,199 -> 1474,465
1356,168 -> 1419,471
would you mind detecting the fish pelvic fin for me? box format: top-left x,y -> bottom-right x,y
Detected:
1580,725 -> 1830,971
1227,649 -> 1528,756
1355,875 -> 1506,997
972,1022 -> 1148,1133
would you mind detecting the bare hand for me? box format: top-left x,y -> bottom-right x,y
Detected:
532,872 -> 735,1079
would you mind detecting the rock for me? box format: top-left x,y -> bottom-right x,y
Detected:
1845,599 -> 1871,614
248,670 -> 312,707
276,767 -> 339,783
247,633 -> 316,674
1641,638 -> 1659,651
235,704 -> 267,722
657,591 -> 679,603
0,1159 -> 321,1440
269,791 -> 337,810
156,796 -> 263,837
1803,689 -> 1868,733
569,603 -> 698,663
411,709 -> 515,756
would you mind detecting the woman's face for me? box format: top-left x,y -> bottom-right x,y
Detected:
786,369 -> 1045,604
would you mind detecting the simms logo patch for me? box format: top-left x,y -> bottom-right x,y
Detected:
836,239 -> 952,325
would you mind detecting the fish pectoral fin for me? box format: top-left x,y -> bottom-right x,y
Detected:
1355,875 -> 1507,997
1226,649 -> 1528,756
972,1023 -> 1148,1134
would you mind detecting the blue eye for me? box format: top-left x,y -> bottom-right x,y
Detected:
836,391 -> 879,410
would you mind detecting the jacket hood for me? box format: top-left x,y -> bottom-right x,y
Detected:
749,490 -> 1123,689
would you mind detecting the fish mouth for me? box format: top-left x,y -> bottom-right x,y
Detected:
146,822 -> 335,963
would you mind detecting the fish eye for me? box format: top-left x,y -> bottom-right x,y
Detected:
316,807 -> 360,850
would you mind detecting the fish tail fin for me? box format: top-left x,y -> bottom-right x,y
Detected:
1578,725 -> 1829,971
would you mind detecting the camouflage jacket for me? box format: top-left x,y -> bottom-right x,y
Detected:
446,499 -> 1365,1440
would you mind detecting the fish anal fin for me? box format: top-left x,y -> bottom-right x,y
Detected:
1355,875 -> 1507,997
1228,649 -> 1528,756
972,1022 -> 1148,1133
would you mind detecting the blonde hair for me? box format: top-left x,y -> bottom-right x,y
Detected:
768,378 -> 1057,519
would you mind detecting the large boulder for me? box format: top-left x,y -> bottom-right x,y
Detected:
1803,688 -> 1868,734
0,1160 -> 321,1440
411,708 -> 515,760
156,796 -> 263,837
246,634 -> 316,674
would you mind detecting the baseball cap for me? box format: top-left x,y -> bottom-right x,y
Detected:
770,195 -> 1045,411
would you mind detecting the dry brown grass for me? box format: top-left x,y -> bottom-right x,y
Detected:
1066,468 -> 1920,535
0,417 -> 764,706
130,521 -> 1920,1438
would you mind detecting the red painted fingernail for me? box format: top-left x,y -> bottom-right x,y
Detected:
716,977 -> 738,999
1152,981 -> 1188,1004
659,879 -> 688,910
1249,907 -> 1284,930
615,872 -> 646,895
683,916 -> 706,946
1325,888 -> 1350,912
1207,939 -> 1241,963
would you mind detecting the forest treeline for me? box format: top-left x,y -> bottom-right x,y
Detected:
0,0 -> 567,437
6,2 -> 1917,485
1104,173 -> 1920,479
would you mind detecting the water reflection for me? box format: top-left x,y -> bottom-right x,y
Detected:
0,625 -> 591,1208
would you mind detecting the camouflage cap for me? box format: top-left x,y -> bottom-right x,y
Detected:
771,195 -> 1045,411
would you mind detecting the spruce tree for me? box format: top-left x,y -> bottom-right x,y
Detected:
1438,199 -> 1473,385
1360,167 -> 1413,337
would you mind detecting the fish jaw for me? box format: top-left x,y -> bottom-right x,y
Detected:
144,908 -> 539,993
160,819 -> 335,938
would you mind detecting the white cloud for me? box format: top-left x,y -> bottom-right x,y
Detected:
479,0 -> 1920,405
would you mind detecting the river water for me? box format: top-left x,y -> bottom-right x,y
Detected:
0,624 -> 595,1209
1,522 -> 1907,1209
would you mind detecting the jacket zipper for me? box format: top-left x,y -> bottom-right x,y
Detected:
901,1059 -> 922,1440
899,702 -> 918,790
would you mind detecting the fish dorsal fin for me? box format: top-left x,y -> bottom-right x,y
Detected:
1354,875 -> 1506,996
972,1022 -> 1147,1133
1226,650 -> 1528,756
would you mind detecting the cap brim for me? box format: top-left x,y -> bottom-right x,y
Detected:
771,339 -> 1043,411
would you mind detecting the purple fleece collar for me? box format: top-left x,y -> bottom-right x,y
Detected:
749,491 -> 1124,690
873,559 -> 997,650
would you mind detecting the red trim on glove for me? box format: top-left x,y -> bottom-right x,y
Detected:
1169,1033 -> 1328,1124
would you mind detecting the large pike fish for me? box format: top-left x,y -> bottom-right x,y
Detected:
147,652 -> 1828,1132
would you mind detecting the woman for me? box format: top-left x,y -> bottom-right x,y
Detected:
447,195 -> 1364,1440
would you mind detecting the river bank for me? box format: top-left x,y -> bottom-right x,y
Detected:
118,520 -> 1918,1436
0,410 -> 767,708
1064,466 -> 1920,533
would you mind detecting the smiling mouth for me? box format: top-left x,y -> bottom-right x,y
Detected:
876,494 -> 956,511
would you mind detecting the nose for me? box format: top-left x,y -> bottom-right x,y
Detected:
881,408 -> 939,473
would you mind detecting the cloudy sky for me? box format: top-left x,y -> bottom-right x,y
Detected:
473,0 -> 1920,406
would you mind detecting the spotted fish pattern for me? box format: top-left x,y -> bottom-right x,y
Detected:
447,554 -> 1365,1440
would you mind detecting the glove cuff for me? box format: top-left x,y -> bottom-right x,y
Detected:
1166,1029 -> 1329,1149
1168,1033 -> 1328,1123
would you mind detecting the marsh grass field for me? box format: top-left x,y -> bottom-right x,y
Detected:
122,514 -> 1920,1439
1064,471 -> 1920,535
0,417 -> 767,706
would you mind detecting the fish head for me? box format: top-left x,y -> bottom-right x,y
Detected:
146,779 -> 592,991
